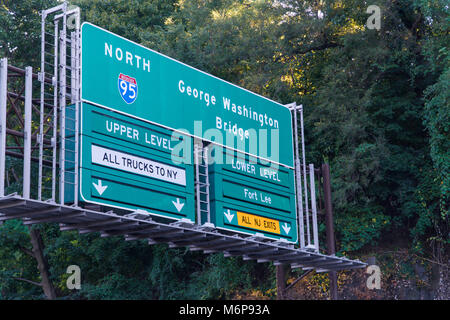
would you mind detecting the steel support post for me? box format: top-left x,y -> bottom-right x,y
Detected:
291,103 -> 305,248
195,143 -> 201,224
73,29 -> 80,206
59,3 -> 67,204
300,105 -> 310,246
0,58 -> 7,197
204,146 -> 210,223
38,13 -> 46,200
51,21 -> 59,201
309,163 -> 319,252
71,31 -> 77,105
322,163 -> 338,300
276,264 -> 287,300
23,67 -> 33,199
71,29 -> 80,206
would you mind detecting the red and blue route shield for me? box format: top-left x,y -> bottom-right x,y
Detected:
118,73 -> 138,104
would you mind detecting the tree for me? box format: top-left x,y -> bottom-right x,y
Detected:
0,0 -> 448,299
0,0 -> 58,68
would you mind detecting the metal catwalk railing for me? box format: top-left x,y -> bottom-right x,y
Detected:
37,3 -> 80,204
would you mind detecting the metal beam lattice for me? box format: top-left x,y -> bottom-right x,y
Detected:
0,194 -> 366,272
287,103 -> 320,252
37,3 -> 80,204
195,143 -> 211,226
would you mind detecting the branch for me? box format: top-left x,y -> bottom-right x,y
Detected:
13,277 -> 42,287
413,254 -> 447,267
284,269 -> 314,292
292,41 -> 342,55
18,245 -> 34,258
275,40 -> 342,62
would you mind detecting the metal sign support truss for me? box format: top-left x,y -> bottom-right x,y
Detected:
0,194 -> 366,272
38,3 -> 80,204
287,102 -> 320,252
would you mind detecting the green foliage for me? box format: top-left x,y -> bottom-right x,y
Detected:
73,0 -> 177,44
0,0 -> 58,68
0,220 -> 43,299
335,206 -> 390,252
0,0 -> 448,299
414,0 -> 449,259
186,253 -> 274,299
423,60 -> 449,199
291,0 -> 449,257
0,221 -> 273,299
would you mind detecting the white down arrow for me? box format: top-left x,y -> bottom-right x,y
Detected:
172,198 -> 185,212
281,223 -> 291,235
224,209 -> 235,223
92,180 -> 108,196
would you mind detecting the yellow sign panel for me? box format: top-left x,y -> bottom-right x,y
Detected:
236,211 -> 280,234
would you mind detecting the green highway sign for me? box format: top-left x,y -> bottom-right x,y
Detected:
82,105 -> 189,161
210,202 -> 297,242
206,148 -> 298,243
81,22 -> 294,168
211,175 -> 294,214
77,102 -> 195,221
78,23 -> 298,240
80,168 -> 194,219
208,148 -> 295,192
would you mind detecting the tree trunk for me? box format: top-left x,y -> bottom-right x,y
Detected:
322,163 -> 338,300
276,265 -> 287,300
28,226 -> 57,299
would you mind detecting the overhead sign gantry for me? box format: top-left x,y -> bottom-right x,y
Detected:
79,23 -> 299,242
0,3 -> 366,273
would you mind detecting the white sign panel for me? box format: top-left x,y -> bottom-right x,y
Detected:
91,145 -> 186,186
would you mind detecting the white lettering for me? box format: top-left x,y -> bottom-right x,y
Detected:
115,48 -> 123,61
143,58 -> 150,72
104,43 -> 150,72
177,79 -> 215,107
178,80 -> 185,93
91,145 -> 186,186
231,159 -> 256,175
105,43 -> 112,57
126,51 -> 133,65
223,97 -> 230,110
366,265 -> 381,289
135,55 -> 141,68
105,120 -> 139,140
